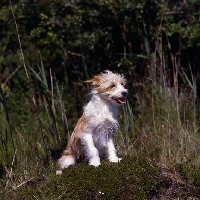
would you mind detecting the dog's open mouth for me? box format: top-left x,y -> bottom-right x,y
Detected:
112,97 -> 126,104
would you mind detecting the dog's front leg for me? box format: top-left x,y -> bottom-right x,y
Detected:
81,134 -> 101,167
107,138 -> 121,163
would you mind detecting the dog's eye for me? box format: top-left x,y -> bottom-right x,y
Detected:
110,84 -> 115,89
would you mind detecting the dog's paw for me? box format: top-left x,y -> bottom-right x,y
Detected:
89,158 -> 101,167
109,156 -> 122,163
118,157 -> 122,162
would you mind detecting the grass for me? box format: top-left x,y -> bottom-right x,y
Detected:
1,51 -> 200,198
1,81 -> 200,199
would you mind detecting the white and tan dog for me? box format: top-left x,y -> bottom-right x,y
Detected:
57,70 -> 127,174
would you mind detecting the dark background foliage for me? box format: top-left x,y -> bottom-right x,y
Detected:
1,0 -> 200,89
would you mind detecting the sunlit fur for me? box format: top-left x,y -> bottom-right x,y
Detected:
57,70 -> 128,173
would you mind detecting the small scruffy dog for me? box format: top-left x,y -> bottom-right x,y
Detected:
57,70 -> 128,174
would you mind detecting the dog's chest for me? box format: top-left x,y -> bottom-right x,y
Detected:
84,96 -> 119,146
92,120 -> 118,147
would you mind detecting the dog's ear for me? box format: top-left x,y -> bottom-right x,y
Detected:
85,76 -> 101,87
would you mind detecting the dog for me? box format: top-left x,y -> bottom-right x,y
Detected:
56,70 -> 128,175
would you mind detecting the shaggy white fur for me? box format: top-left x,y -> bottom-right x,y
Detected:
57,70 -> 128,174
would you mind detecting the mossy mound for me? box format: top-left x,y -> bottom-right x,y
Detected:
5,156 -> 161,199
2,156 -> 200,199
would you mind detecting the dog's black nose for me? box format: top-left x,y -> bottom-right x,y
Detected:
122,91 -> 128,97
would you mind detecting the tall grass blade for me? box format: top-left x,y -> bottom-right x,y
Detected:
181,68 -> 193,90
54,75 -> 70,139
0,84 -> 15,153
44,93 -> 60,144
28,65 -> 46,87
39,53 -> 48,88
32,97 -> 48,153
143,21 -> 150,56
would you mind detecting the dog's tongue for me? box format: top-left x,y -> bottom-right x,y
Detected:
116,98 -> 126,104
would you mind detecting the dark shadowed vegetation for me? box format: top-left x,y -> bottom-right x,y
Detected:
1,0 -> 200,199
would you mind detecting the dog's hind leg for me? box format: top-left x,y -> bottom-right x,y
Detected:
58,154 -> 76,169
56,144 -> 76,175
56,154 -> 76,175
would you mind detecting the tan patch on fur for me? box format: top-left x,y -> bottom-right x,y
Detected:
85,71 -> 126,93
62,114 -> 90,161
85,76 -> 101,86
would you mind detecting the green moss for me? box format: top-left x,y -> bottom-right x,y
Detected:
4,156 -> 161,199
176,164 -> 200,197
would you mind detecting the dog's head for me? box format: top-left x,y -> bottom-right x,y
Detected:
85,70 -> 128,106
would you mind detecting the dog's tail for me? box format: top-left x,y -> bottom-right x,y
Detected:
58,145 -> 76,170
